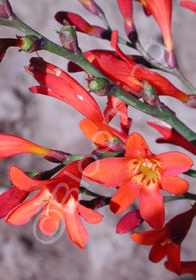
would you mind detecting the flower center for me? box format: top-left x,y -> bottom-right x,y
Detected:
132,158 -> 160,187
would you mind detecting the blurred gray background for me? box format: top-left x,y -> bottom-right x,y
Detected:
0,0 -> 195,279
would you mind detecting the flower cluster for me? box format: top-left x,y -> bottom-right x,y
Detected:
0,0 -> 196,277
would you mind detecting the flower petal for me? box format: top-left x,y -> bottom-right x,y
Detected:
78,203 -> 103,224
125,133 -> 152,158
155,152 -> 193,176
139,186 -> 165,229
0,134 -> 52,160
116,209 -> 143,234
0,187 -> 28,218
64,206 -> 88,249
161,176 -> 189,194
180,1 -> 196,12
131,229 -> 164,245
5,189 -> 50,225
149,242 -> 168,262
110,180 -> 139,214
38,200 -> 65,235
83,158 -> 133,187
166,243 -> 181,274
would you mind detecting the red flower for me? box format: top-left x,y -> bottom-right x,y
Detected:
55,12 -> 111,39
148,121 -> 196,155
138,0 -> 176,67
117,0 -> 138,44
83,32 -> 195,107
180,1 -> 196,12
131,204 -> 196,275
83,132 -> 193,229
5,161 -> 103,249
26,57 -> 127,149
0,133 -> 67,162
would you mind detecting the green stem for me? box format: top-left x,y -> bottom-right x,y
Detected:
2,16 -> 196,142
164,192 -> 196,203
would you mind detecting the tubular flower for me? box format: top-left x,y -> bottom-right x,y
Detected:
26,57 -> 127,149
131,204 -> 196,275
0,133 -> 68,162
180,1 -> 196,12
83,36 -> 195,108
138,0 -> 177,68
117,0 -> 138,44
55,12 -> 111,40
5,161 -> 103,249
148,121 -> 196,155
83,132 -> 193,229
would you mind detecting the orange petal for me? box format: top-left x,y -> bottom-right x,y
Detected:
5,189 -> 50,225
110,180 -> 139,214
78,203 -> 103,224
38,200 -> 65,235
161,176 -> 189,194
79,118 -> 107,146
0,187 -> 28,218
155,152 -> 193,176
139,186 -> 165,229
131,229 -> 164,245
125,133 -> 152,158
64,206 -> 88,249
83,157 -> 133,187
0,134 -> 51,160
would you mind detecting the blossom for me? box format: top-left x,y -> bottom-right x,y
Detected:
138,0 -> 177,67
0,133 -> 68,162
83,132 -> 193,229
148,121 -> 196,155
117,0 -> 138,44
180,1 -> 196,12
55,12 -> 111,39
83,33 -> 194,107
131,204 -> 196,275
26,57 -> 127,149
5,161 -> 103,248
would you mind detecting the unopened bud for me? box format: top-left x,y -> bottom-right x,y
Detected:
88,78 -> 108,95
78,0 -> 103,17
58,24 -> 80,52
142,80 -> 162,108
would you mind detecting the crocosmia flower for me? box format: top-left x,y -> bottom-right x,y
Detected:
5,161 -> 103,249
131,204 -> 196,275
138,0 -> 177,67
83,133 -> 193,229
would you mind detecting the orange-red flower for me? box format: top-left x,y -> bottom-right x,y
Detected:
148,121 -> 196,155
0,133 -> 67,162
131,204 -> 196,275
83,31 -> 195,107
55,12 -> 111,39
138,0 -> 176,67
180,1 -> 196,12
26,57 -> 127,149
83,132 -> 193,229
5,161 -> 103,248
117,0 -> 138,44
